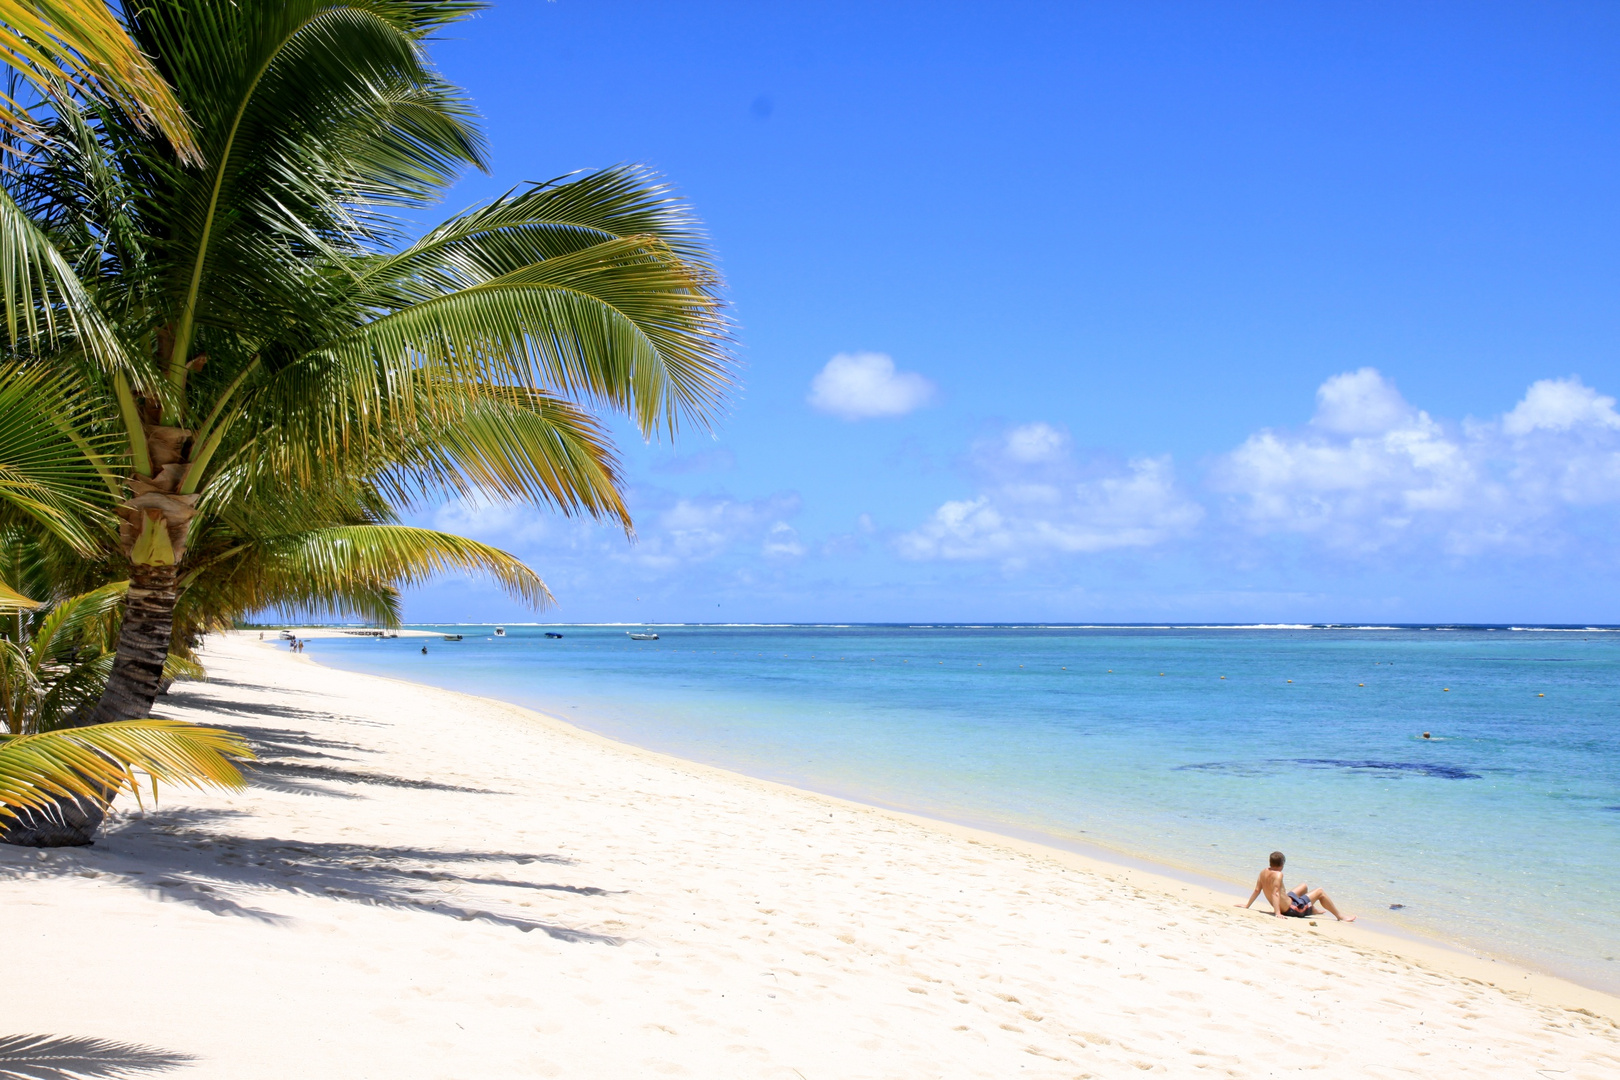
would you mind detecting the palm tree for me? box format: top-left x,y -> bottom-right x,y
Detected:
0,2 -> 734,843
11,1 -> 730,731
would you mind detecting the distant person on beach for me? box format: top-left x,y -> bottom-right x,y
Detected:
1238,851 -> 1356,921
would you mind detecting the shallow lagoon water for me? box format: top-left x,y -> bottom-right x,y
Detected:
299,624 -> 1620,992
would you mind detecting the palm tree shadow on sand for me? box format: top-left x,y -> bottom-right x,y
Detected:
0,1035 -> 192,1079
2,809 -> 626,945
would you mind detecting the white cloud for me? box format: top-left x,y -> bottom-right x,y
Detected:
1501,377 -> 1620,436
432,497 -> 556,547
1311,367 -> 1417,435
807,352 -> 936,420
1211,369 -> 1620,554
761,521 -> 807,559
638,494 -> 804,568
1004,421 -> 1067,462
432,488 -> 803,575
897,424 -> 1202,562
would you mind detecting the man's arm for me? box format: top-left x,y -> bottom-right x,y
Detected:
1236,871 -> 1265,909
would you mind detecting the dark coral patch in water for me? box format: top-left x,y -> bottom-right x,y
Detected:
1177,758 -> 1480,780
1291,758 -> 1482,780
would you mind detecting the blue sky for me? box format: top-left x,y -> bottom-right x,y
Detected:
400,0 -> 1620,624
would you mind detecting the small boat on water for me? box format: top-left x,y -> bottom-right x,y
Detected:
442,634 -> 463,641
627,631 -> 659,641
544,631 -> 564,639
494,626 -> 506,637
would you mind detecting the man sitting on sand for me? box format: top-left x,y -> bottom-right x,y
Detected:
1237,851 -> 1356,921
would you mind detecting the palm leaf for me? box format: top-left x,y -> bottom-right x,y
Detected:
360,165 -> 719,293
29,579 -> 122,662
251,524 -> 550,610
0,717 -> 252,816
0,363 -> 119,553
0,0 -> 198,160
0,576 -> 36,610
286,235 -> 730,447
0,185 -> 130,372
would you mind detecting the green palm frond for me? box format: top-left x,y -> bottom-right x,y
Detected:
291,234 -> 729,444
360,166 -> 719,294
247,523 -> 548,613
33,649 -> 110,732
0,577 -> 36,610
29,579 -> 122,663
161,651 -> 205,683
241,385 -> 630,527
0,0 -> 198,160
0,718 -> 252,816
394,389 -> 630,526
0,186 -> 129,371
0,364 -> 119,554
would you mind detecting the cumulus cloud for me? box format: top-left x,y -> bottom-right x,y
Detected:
1501,377 -> 1620,436
1311,367 -> 1417,435
1211,370 -> 1620,554
897,423 -> 1203,562
807,352 -> 936,420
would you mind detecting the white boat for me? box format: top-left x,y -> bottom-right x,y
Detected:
494,626 -> 506,637
627,631 -> 659,641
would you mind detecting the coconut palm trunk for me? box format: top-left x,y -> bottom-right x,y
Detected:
85,562 -> 177,725
5,423 -> 196,844
90,423 -> 198,726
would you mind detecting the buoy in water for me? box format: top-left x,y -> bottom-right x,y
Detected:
1422,732 -> 1432,739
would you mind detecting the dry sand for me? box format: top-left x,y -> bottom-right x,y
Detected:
2,633 -> 1616,1078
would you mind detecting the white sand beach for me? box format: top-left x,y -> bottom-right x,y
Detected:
2,632 -> 1616,1078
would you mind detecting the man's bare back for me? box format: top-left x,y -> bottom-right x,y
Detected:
1237,852 -> 1355,921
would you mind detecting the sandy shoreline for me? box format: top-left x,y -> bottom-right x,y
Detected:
2,634 -> 1615,1078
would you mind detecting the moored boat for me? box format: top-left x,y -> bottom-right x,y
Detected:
627,631 -> 659,640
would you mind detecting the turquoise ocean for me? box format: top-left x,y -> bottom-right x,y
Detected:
297,624 -> 1620,992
